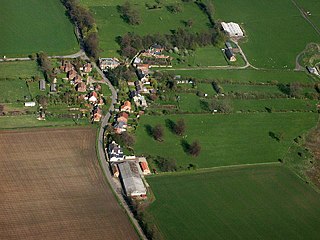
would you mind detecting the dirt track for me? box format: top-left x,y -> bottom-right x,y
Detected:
0,127 -> 138,240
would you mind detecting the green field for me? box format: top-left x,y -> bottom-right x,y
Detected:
171,69 -> 315,84
80,0 -> 211,57
231,99 -> 318,112
0,115 -> 87,129
0,0 -> 78,57
0,79 -> 30,103
0,61 -> 42,79
134,113 -> 318,168
146,165 -> 320,240
213,0 -> 319,69
295,0 -> 320,30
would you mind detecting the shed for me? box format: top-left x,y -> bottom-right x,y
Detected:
50,83 -> 57,92
24,102 -> 36,107
225,49 -> 236,62
39,80 -> 46,91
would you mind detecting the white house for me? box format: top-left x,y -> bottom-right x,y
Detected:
221,22 -> 244,38
108,141 -> 125,162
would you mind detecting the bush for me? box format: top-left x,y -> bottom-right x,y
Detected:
155,156 -> 177,172
189,140 -> 201,157
153,124 -> 164,141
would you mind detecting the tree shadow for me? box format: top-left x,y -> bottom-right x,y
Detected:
277,84 -> 290,95
181,139 -> 190,154
165,119 -> 176,133
145,124 -> 153,137
269,131 -> 279,141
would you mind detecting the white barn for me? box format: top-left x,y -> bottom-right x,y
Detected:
221,22 -> 244,38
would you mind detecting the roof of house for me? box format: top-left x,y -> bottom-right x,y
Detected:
119,111 -> 129,118
118,161 -> 146,196
121,101 -> 131,109
139,162 -> 149,171
225,48 -> 235,58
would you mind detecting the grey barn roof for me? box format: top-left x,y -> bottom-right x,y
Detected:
118,161 -> 146,197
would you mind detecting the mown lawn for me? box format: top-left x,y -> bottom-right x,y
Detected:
80,0 -> 211,57
0,79 -> 30,102
0,61 -> 42,79
171,69 -> 315,84
0,0 -> 78,57
134,112 -> 318,168
146,165 -> 320,240
213,0 -> 319,69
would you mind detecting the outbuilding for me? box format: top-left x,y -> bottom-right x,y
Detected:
24,102 -> 36,107
221,22 -> 244,38
118,161 -> 147,199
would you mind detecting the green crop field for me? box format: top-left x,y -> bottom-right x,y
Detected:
146,165 -> 320,240
213,0 -> 319,69
0,0 -> 78,57
134,112 -> 318,168
295,0 -> 320,30
0,115 -> 87,129
79,0 -> 211,57
171,69 -> 315,84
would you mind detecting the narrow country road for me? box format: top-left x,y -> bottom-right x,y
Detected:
92,62 -> 148,240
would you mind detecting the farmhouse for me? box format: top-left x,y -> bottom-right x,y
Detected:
118,161 -> 147,199
39,79 -> 46,91
99,58 -> 120,70
221,22 -> 244,38
108,141 -> 125,162
76,82 -> 87,92
60,61 -> 74,72
89,92 -> 98,103
67,69 -> 77,80
80,63 -> 92,73
120,101 -> 132,112
225,48 -> 236,62
139,158 -> 151,175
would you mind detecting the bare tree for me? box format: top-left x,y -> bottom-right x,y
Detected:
174,118 -> 186,136
189,140 -> 201,157
153,124 -> 164,141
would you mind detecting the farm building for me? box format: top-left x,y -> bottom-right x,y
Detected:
221,22 -> 244,38
108,141 -> 125,162
50,83 -> 57,92
39,80 -> 46,91
139,160 -> 151,175
306,66 -> 319,76
99,58 -> 120,70
118,161 -> 147,199
24,102 -> 36,107
76,82 -> 87,92
225,48 -> 237,62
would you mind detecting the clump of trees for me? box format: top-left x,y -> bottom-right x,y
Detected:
155,156 -> 177,172
60,0 -> 99,59
36,52 -> 53,83
105,65 -> 136,87
153,124 -> 164,141
119,27 -> 221,58
189,140 -> 201,157
118,1 -> 141,25
167,3 -> 183,13
209,99 -> 232,113
174,118 -> 186,136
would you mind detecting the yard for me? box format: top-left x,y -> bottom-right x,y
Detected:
145,165 -> 320,240
134,112 -> 318,168
213,0 -> 319,69
0,127 -> 138,239
0,0 -> 79,57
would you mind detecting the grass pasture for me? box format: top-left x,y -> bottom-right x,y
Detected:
0,61 -> 42,79
171,69 -> 315,84
134,112 -> 318,168
79,0 -> 211,56
213,0 -> 320,69
0,128 -> 139,239
0,0 -> 78,57
146,165 -> 320,240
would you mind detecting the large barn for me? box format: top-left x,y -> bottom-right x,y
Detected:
118,161 -> 147,199
221,22 -> 244,38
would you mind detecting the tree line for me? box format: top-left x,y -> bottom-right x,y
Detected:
119,27 -> 224,58
60,0 -> 99,59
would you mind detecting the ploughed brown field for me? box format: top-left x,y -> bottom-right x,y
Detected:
0,127 -> 138,240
